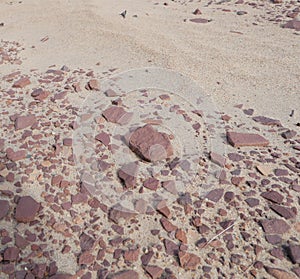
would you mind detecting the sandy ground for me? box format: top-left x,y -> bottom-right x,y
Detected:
0,0 -> 300,278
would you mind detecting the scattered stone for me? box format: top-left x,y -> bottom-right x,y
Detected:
143,177 -> 159,191
210,152 -> 226,167
15,115 -> 37,130
245,198 -> 259,207
227,131 -> 269,147
160,217 -> 177,232
282,130 -> 297,139
274,168 -> 288,176
87,79 -> 100,91
257,164 -> 273,176
31,88 -> 50,101
164,239 -> 179,256
141,251 -> 154,266
109,204 -> 137,224
193,8 -> 202,15
178,251 -> 201,270
105,89 -> 117,97
190,18 -> 209,23
13,77 -> 31,88
15,196 -> 40,222
144,265 -> 163,279
95,132 -> 110,146
205,188 -> 224,202
270,204 -> 296,219
124,248 -> 139,262
118,162 -> 139,189
175,229 -> 187,244
3,247 -> 19,261
252,116 -> 281,126
288,245 -> 300,264
129,125 -> 173,162
111,270 -> 139,279
0,200 -> 9,220
261,191 -> 284,204
260,219 -> 290,234
102,106 -> 133,125
283,20 -> 300,31
264,266 -> 296,279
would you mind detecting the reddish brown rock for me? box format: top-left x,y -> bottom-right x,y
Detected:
143,177 -> 159,191
144,265 -> 164,279
0,200 -> 9,220
87,79 -> 100,91
264,266 -> 296,279
175,229 -> 187,244
227,131 -> 269,147
260,219 -> 290,234
3,247 -> 19,261
111,270 -> 139,279
141,251 -> 154,266
261,191 -> 284,204
129,125 -> 173,162
178,251 -> 201,270
283,20 -> 300,31
13,77 -> 31,88
109,204 -> 137,224
164,239 -> 179,256
156,200 -> 171,218
31,88 -> 50,101
193,8 -> 202,15
102,106 -> 133,125
252,116 -> 281,126
78,251 -> 95,265
49,275 -> 73,279
15,196 -> 40,222
105,89 -> 117,97
270,204 -> 296,219
282,130 -> 297,139
210,152 -> 226,167
63,138 -> 72,146
190,18 -> 209,23
118,162 -> 139,189
15,115 -> 37,130
288,245 -> 300,264
160,217 -> 177,232
95,132 -> 110,146
124,248 -> 139,262
205,188 -> 224,202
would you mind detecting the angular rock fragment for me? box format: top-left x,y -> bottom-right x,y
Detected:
282,130 -> 297,139
288,245 -> 300,264
260,219 -> 290,234
3,247 -> 19,261
15,196 -> 40,222
210,152 -> 226,167
15,115 -> 37,130
227,131 -> 269,147
264,266 -> 296,279
261,191 -> 284,204
102,106 -> 133,125
190,18 -> 209,23
129,125 -> 173,162
143,177 -> 159,191
0,200 -> 9,220
95,132 -> 110,146
144,265 -> 163,279
283,20 -> 300,31
31,88 -> 50,101
252,116 -> 281,126
178,251 -> 201,270
111,270 -> 139,279
205,188 -> 224,202
270,204 -> 296,219
124,248 -> 139,262
13,77 -> 31,88
118,162 -> 139,189
109,204 -> 137,224
256,164 -> 273,176
87,79 -> 100,91
160,217 -> 177,232
164,239 -> 179,256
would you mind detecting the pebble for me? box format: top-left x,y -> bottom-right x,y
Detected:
260,219 -> 290,234
15,115 -> 37,130
0,200 -> 9,220
178,251 -> 201,270
15,196 -> 40,222
110,270 -> 139,279
143,265 -> 163,279
227,131 -> 269,147
13,77 -> 31,88
288,245 -> 300,264
102,106 -> 133,125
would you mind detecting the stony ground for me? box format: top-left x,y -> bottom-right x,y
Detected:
0,0 -> 300,279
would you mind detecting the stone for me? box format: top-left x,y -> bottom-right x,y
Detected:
141,251 -> 154,266
283,20 -> 300,31
282,130 -> 297,139
15,196 -> 40,222
156,201 -> 171,218
143,177 -> 159,191
124,248 -> 139,262
109,204 -> 137,224
160,217 -> 177,232
3,247 -> 19,261
288,245 -> 300,264
87,79 -> 100,91
164,239 -> 179,256
256,164 -> 273,176
31,88 -> 50,101
78,251 -> 95,265
95,132 -> 110,146
178,251 -> 201,270
261,191 -> 284,204
102,106 -> 133,125
210,152 -> 226,167
49,275 -> 73,279
0,200 -> 9,220
270,204 -> 296,219
144,266 -> 164,279
252,116 -> 281,126
227,131 -> 269,147
63,138 -> 72,146
129,125 -> 173,162
111,270 -> 139,279
264,266 -> 296,279
80,233 -> 95,252
265,235 -> 282,244
15,115 -> 37,130
105,89 -> 117,97
175,229 -> 187,244
260,219 -> 290,234
274,169 -> 288,176
190,18 -> 209,23
13,77 -> 31,88
193,8 -> 202,15
118,162 -> 139,189
205,188 -> 224,202
245,198 -> 259,207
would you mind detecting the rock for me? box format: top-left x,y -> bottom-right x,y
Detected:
264,266 -> 296,279
270,204 -> 296,219
49,275 -> 73,279
256,164 -> 273,176
31,88 -> 50,101
105,89 -> 117,97
0,200 -> 9,220
210,152 -> 226,167
95,132 -> 110,146
63,138 -> 72,146
252,116 -> 281,126
15,115 -> 37,130
118,162 -> 139,189
245,198 -> 259,207
109,204 -> 137,224
274,168 -> 288,176
129,125 -> 173,162
164,239 -> 179,256
3,247 -> 19,261
87,79 -> 100,91
102,106 -> 133,125
288,245 -> 300,264
143,177 -> 159,191
265,234 -> 282,245
205,188 -> 224,202
178,251 -> 201,270
160,217 -> 177,232
111,270 -> 139,279
124,248 -> 139,262
260,219 -> 290,234
144,265 -> 164,279
15,196 -> 40,222
283,20 -> 300,31
261,191 -> 284,204
78,251 -> 95,265
80,233 -> 95,252
193,8 -> 202,15
156,201 -> 171,218
227,131 -> 269,147
175,229 -> 187,244
282,130 -> 297,139
13,77 -> 31,88
190,18 -> 209,23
